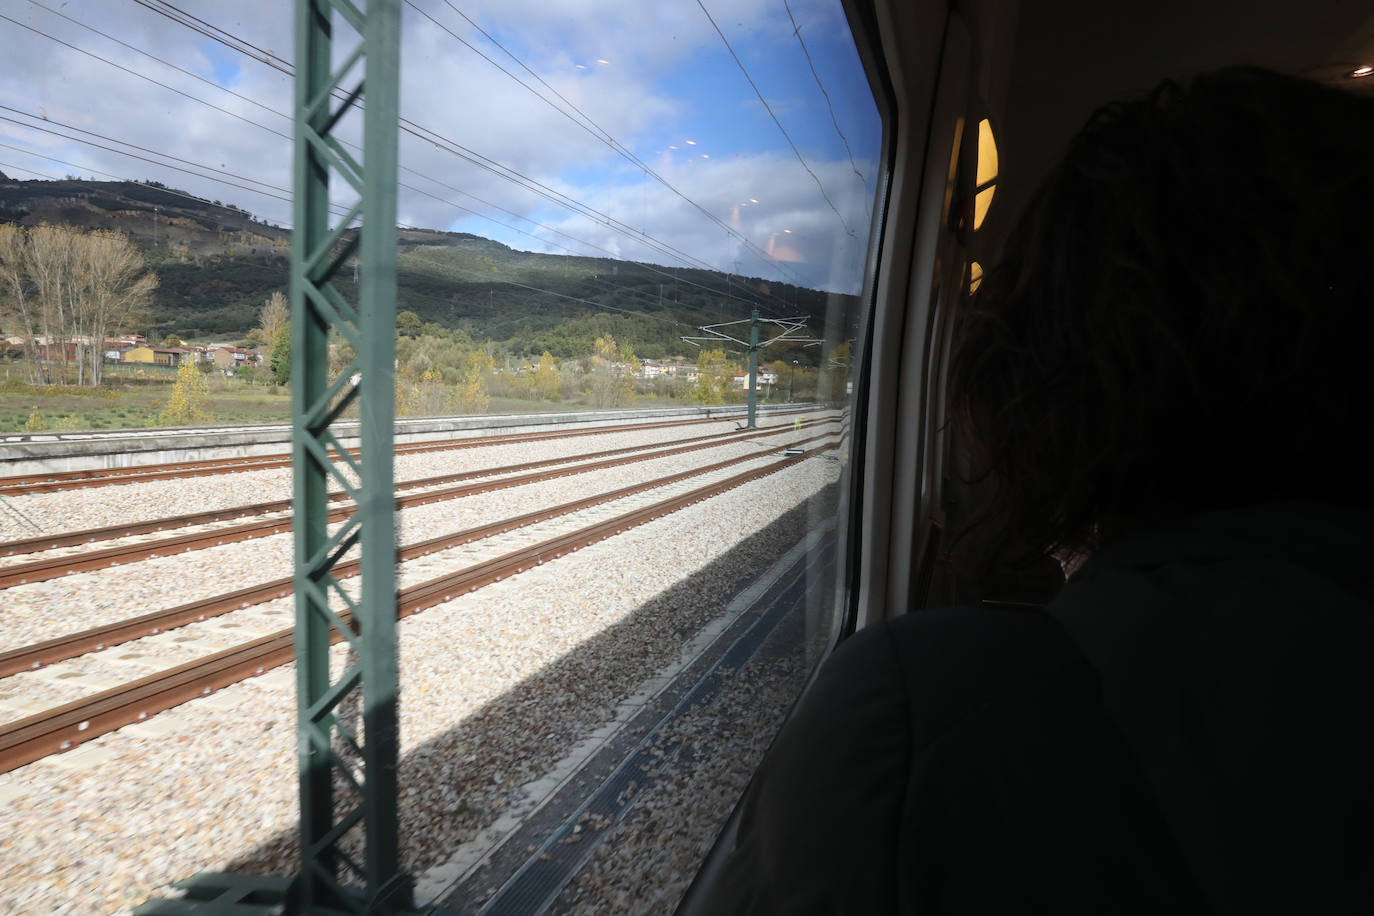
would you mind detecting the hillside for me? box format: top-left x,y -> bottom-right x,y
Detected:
0,175 -> 847,361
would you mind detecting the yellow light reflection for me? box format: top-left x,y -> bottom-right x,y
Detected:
973,185 -> 995,230
977,118 -> 998,187
969,260 -> 983,294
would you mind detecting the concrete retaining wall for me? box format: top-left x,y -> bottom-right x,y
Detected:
0,403 -> 816,478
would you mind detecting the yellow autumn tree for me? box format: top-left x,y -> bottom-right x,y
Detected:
693,348 -> 735,405
588,335 -> 637,408
532,350 -> 561,402
451,348 -> 494,414
159,359 -> 213,426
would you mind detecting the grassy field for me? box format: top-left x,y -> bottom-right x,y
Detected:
0,373 -> 295,433
0,366 -> 724,434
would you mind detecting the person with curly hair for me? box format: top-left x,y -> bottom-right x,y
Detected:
692,68 -> 1374,914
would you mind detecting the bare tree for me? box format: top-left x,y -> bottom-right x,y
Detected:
25,224 -> 76,383
0,225 -> 42,383
0,226 -> 154,387
79,231 -> 156,386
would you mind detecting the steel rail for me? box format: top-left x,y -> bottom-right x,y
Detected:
0,420 -> 837,588
0,416 -> 836,558
0,446 -> 828,773
0,409 -> 809,495
0,430 -> 840,676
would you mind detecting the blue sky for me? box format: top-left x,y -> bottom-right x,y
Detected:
0,0 -> 882,293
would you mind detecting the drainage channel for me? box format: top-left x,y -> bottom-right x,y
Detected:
434,528 -> 836,915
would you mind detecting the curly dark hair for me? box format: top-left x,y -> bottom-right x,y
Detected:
949,67 -> 1374,559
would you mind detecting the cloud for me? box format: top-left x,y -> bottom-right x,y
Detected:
0,0 -> 880,292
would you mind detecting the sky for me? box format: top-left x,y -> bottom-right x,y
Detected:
0,0 -> 883,294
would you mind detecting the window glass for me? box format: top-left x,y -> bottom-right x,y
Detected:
0,1 -> 883,911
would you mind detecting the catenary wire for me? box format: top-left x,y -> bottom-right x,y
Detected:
118,0 -> 791,308
415,0 -> 806,290
694,0 -> 857,238
6,8 -> 780,316
780,0 -> 866,186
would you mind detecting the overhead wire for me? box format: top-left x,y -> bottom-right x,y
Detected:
7,5 -> 777,316
417,0 -> 805,293
0,115 -> 702,336
780,0 -> 867,186
0,12 -> 290,141
694,0 -> 857,238
0,107 -> 745,328
0,156 -> 679,344
0,117 -> 295,207
119,0 -> 789,311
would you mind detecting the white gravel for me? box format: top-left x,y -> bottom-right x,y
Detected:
0,446 -> 814,717
0,424 -> 826,655
0,448 -> 842,914
554,612 -> 811,915
0,416 -> 824,541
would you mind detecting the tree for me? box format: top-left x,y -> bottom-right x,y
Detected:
0,225 -> 41,383
161,334 -> 184,347
587,335 -> 636,408
396,310 -> 422,338
0,225 -> 154,387
25,225 -> 77,383
269,325 -> 291,386
532,350 -> 561,402
693,348 -> 735,405
451,348 -> 493,414
258,291 -> 288,344
159,358 -> 213,426
79,230 -> 156,387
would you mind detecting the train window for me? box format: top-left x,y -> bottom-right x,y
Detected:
0,1 -> 884,912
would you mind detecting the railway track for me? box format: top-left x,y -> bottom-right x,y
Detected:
0,428 -> 839,677
0,409 -> 805,496
0,416 -> 836,559
0,444 -> 833,774
0,418 -> 839,587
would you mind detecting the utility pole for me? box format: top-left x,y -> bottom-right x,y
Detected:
747,309 -> 760,428
682,312 -> 819,429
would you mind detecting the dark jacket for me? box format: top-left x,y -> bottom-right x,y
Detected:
691,502 -> 1374,914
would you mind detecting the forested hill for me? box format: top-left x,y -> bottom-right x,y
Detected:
0,175 -> 848,360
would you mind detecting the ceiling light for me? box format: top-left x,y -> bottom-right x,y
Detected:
702,154 -> 709,158
783,228 -> 792,234
685,140 -> 697,145
668,145 -> 678,150
575,64 -> 586,69
749,198 -> 759,203
597,59 -> 610,65
1351,65 -> 1374,78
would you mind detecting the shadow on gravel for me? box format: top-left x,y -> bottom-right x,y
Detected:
217,482 -> 841,901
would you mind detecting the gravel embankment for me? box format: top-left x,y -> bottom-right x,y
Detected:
553,603 -> 811,914
0,427 -> 821,656
0,448 -> 810,718
0,454 -> 840,915
0,417 -> 825,541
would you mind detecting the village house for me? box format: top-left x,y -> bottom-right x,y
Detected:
732,369 -> 779,390
152,347 -> 197,367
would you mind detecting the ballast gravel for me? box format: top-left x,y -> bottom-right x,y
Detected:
0,425 -> 821,655
0,447 -> 841,915
0,416 -> 789,541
